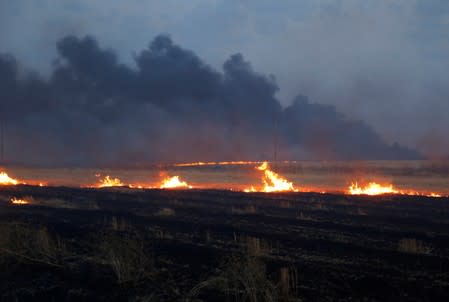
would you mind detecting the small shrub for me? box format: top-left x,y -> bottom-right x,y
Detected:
100,234 -> 153,286
189,254 -> 280,302
278,267 -> 299,299
0,223 -> 67,267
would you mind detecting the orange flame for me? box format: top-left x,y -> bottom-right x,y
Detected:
0,172 -> 21,185
245,162 -> 297,193
174,161 -> 262,167
244,186 -> 257,193
11,197 -> 30,205
96,175 -> 124,187
348,182 -> 399,195
128,184 -> 145,189
160,176 -> 192,189
348,182 -> 444,197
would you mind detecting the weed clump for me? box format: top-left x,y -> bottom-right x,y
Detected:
0,223 -> 67,267
99,234 -> 154,286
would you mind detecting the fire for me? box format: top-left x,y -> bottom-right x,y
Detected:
348,182 -> 399,195
175,161 -> 262,167
348,182 -> 444,197
244,186 -> 257,193
0,172 -> 21,185
160,176 -> 192,189
128,184 -> 145,189
11,197 -> 30,205
96,175 -> 124,187
245,161 -> 297,193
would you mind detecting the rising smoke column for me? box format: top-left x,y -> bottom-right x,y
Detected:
0,35 -> 421,166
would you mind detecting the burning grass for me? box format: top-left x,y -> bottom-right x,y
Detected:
159,175 -> 192,189
10,197 -> 32,205
0,171 -> 21,185
348,181 -> 444,197
174,160 -> 262,167
245,162 -> 298,193
348,182 -> 398,195
96,175 -> 124,188
0,162 -> 448,197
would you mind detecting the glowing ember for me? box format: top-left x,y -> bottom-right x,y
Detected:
97,175 -> 124,187
11,197 -> 30,205
175,161 -> 262,167
348,182 -> 399,195
245,161 -> 297,193
128,184 -> 145,189
0,172 -> 20,185
160,176 -> 192,189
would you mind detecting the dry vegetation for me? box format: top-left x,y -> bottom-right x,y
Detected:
0,223 -> 67,268
0,185 -> 448,301
398,238 -> 432,255
99,233 -> 154,285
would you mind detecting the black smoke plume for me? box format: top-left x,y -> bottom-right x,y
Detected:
0,35 -> 421,167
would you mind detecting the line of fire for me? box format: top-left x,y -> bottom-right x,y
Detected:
1,160 -> 445,207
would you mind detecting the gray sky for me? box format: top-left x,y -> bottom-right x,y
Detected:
1,0 -> 448,157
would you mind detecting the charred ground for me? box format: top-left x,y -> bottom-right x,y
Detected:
0,186 -> 448,301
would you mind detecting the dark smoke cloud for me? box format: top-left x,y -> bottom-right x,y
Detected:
0,34 -> 421,167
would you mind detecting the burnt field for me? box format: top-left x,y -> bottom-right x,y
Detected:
0,186 -> 449,301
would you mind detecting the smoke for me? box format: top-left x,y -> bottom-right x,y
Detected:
0,34 -> 421,167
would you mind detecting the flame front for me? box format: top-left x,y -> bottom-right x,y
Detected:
348,182 -> 399,195
97,175 -> 124,187
348,182 -> 443,197
160,176 -> 192,189
245,162 -> 297,193
11,197 -> 30,205
0,172 -> 20,185
175,161 -> 262,167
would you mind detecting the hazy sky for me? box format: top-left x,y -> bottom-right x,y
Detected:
1,0 -> 449,157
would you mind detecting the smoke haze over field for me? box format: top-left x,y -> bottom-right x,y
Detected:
0,35 -> 420,166
1,0 -> 448,166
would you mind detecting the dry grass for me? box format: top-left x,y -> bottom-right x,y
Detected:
296,211 -> 315,221
355,207 -> 367,216
156,207 -> 176,216
189,254 -> 279,302
153,228 -> 174,240
398,238 -> 432,255
99,215 -> 132,232
0,223 -> 67,267
243,236 -> 271,257
99,234 -> 154,286
189,253 -> 302,301
279,201 -> 292,209
311,202 -> 328,211
232,205 -> 257,215
279,267 -> 299,299
0,193 -> 99,210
